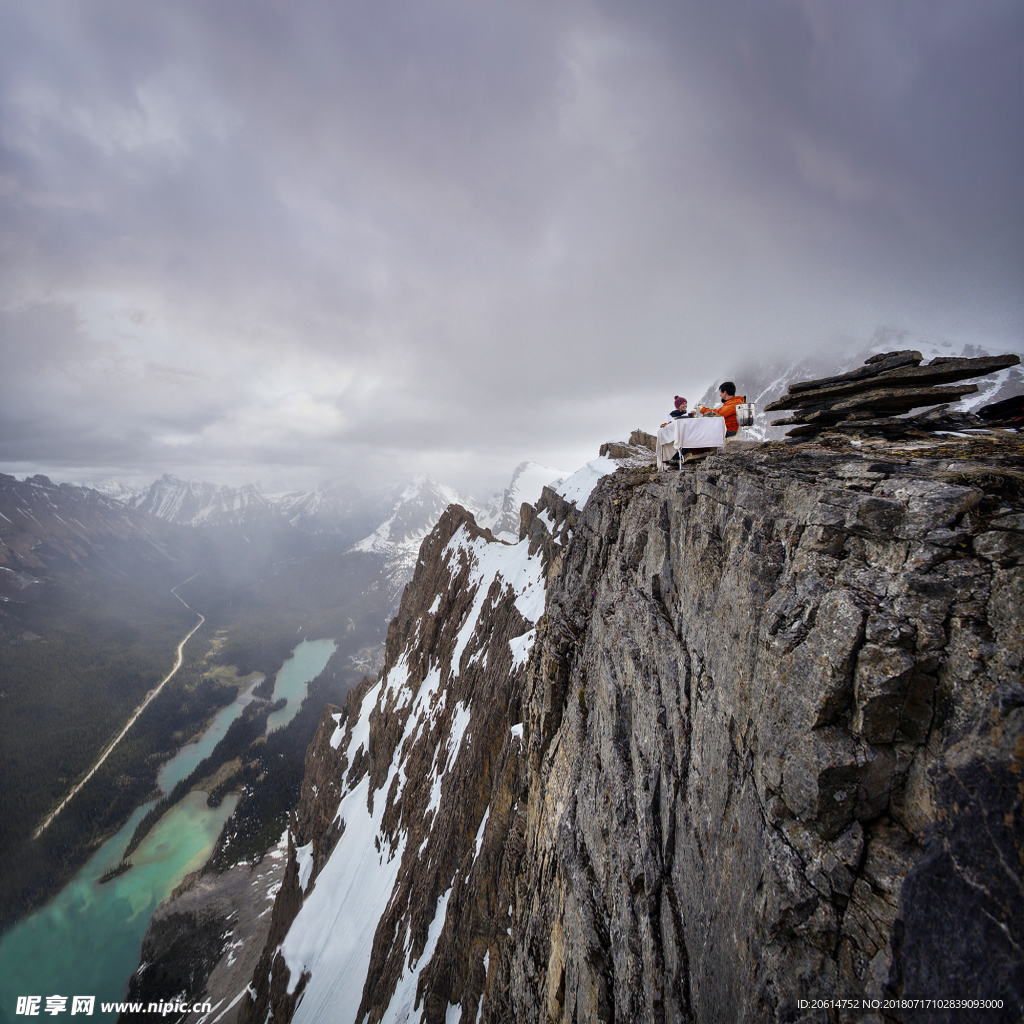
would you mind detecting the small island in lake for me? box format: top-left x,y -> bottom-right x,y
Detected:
97,861 -> 132,885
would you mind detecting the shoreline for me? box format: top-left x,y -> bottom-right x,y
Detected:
3,669 -> 257,935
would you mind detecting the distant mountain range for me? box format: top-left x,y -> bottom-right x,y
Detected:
2,460 -> 574,637
0,472 -> 191,602
88,463 -> 571,601
95,475 -> 379,541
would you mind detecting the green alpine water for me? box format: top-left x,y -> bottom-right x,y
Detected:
0,637 -> 335,1024
264,637 -> 336,733
0,793 -> 237,1024
158,677 -> 265,792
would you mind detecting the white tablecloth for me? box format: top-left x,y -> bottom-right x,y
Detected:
656,416 -> 727,468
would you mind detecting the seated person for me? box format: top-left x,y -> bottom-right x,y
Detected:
660,397 -> 693,467
660,396 -> 690,428
699,381 -> 747,436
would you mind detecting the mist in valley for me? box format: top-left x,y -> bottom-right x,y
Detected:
0,2 -> 1020,1018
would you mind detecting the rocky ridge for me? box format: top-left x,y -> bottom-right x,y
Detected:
763,350 -> 1021,438
695,337 -> 1024,443
237,431 -> 1022,1023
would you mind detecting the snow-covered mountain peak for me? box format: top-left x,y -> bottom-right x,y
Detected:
395,474 -> 461,505
91,480 -> 148,504
477,461 -> 571,542
95,473 -> 375,540
351,478 -> 474,556
347,476 -> 480,604
124,473 -> 276,528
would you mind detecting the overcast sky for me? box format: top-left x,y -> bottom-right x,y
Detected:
1,0 -> 1021,496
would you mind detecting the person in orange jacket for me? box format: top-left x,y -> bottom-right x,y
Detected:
699,381 -> 746,436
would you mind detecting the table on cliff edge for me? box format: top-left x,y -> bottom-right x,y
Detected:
656,416 -> 727,469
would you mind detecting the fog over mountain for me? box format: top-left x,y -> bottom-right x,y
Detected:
0,1 -> 1021,497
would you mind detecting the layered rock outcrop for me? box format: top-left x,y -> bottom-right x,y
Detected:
764,350 -> 1021,437
242,434 -> 1023,1024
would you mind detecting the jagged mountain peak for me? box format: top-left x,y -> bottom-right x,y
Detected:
95,472 -> 376,539
351,478 -> 474,553
399,473 -> 450,498
477,461 -> 571,542
126,474 -> 275,528
345,476 -> 481,605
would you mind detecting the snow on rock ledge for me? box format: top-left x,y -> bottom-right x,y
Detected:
239,503 -> 560,1024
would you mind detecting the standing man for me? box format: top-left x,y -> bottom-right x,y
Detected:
699,382 -> 747,436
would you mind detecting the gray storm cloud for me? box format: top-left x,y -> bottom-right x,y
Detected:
1,0 -> 1021,494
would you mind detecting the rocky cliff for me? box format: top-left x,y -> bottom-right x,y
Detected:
240,434 -> 1023,1024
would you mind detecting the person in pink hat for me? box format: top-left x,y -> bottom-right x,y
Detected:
660,396 -> 691,428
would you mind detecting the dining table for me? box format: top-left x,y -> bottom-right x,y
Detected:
656,415 -> 727,469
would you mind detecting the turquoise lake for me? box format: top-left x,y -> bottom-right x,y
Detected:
264,638 -> 336,734
0,637 -> 335,1024
158,677 -> 265,792
0,794 -> 237,1024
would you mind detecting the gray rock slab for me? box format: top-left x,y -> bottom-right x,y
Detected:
765,353 -> 1019,410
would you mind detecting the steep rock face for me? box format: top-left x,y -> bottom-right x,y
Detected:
242,435 -> 1022,1024
505,439 -> 1023,1023
240,504 -> 548,1024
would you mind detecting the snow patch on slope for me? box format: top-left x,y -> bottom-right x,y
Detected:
555,456 -> 617,508
295,842 -> 315,894
283,684 -> 406,1024
444,526 -> 546,676
379,885 -> 454,1024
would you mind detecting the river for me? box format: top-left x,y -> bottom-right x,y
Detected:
0,637 -> 336,1024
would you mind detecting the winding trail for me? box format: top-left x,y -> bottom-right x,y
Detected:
33,574 -> 205,840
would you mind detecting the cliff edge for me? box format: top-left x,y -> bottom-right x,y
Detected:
241,434 -> 1023,1024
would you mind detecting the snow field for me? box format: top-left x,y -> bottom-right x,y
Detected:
278,507 -> 552,1024
284,674 -> 413,1024
554,456 -> 617,508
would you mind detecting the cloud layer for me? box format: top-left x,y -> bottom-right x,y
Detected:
2,0 -> 1021,493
